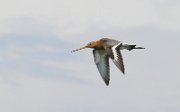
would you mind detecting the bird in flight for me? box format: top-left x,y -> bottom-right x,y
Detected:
71,38 -> 145,86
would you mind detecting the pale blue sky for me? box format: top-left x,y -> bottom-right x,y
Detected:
0,0 -> 180,112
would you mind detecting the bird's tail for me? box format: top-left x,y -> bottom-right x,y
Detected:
122,43 -> 145,51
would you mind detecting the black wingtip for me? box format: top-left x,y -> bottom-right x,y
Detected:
105,81 -> 109,86
121,67 -> 125,75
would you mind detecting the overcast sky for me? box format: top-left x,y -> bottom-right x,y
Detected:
0,0 -> 180,112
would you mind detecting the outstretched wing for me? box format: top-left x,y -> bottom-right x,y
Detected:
93,49 -> 110,86
111,43 -> 125,74
104,43 -> 125,74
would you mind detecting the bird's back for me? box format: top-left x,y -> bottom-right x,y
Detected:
100,38 -> 121,48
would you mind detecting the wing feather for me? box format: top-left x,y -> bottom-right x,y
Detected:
104,43 -> 125,74
93,49 -> 110,85
111,43 -> 125,74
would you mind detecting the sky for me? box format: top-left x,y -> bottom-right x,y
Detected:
0,0 -> 180,112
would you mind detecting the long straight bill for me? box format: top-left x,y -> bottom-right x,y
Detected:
71,46 -> 87,53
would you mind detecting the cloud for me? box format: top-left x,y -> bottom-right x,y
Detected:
1,0 -> 180,41
0,68 -> 179,112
